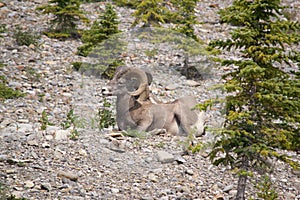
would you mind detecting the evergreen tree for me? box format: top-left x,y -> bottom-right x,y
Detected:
132,0 -> 169,27
132,0 -> 200,41
37,0 -> 88,39
171,0 -> 200,41
77,3 -> 120,56
209,0 -> 300,199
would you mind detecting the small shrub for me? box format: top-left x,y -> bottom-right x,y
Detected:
0,63 -> 24,100
112,0 -> 139,8
69,129 -> 80,140
97,98 -> 115,130
145,48 -> 158,57
71,62 -> 82,71
132,0 -> 169,27
39,110 -> 54,130
77,3 -> 120,56
25,67 -> 41,81
13,26 -> 40,47
101,58 -> 124,80
0,23 -> 6,36
61,108 -> 85,140
255,175 -> 278,200
0,182 -> 27,200
37,0 -> 88,39
0,83 -> 24,100
80,0 -> 104,2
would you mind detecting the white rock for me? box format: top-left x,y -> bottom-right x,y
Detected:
24,180 -> 35,188
54,130 -> 70,140
157,151 -> 175,164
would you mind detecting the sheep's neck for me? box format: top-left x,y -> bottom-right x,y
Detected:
116,94 -> 140,129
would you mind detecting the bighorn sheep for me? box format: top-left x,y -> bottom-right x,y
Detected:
102,66 -> 205,136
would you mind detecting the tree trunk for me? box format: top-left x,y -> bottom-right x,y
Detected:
236,174 -> 247,200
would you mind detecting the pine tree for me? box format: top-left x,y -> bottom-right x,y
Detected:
208,0 -> 300,199
171,0 -> 200,41
132,0 -> 169,27
37,0 -> 88,39
77,3 -> 120,56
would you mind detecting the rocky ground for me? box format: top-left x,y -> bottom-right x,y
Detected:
0,0 -> 300,199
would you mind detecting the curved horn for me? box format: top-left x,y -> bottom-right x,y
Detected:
129,83 -> 148,96
124,68 -> 148,97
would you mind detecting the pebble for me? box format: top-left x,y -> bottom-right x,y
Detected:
57,170 -> 79,182
185,169 -> 194,175
0,154 -> 8,161
111,188 -> 120,194
24,180 -> 35,188
185,80 -> 201,87
6,169 -> 16,174
157,151 -> 175,164
27,140 -> 39,146
165,84 -> 179,90
223,184 -> 234,193
54,130 -> 70,140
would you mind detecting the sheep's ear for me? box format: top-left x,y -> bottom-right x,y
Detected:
146,72 -> 153,85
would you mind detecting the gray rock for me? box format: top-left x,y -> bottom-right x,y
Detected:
185,80 -> 201,87
57,170 -> 79,182
141,196 -> 153,200
0,154 -> 8,161
223,184 -> 234,193
54,130 -> 70,140
24,180 -> 35,188
185,169 -> 194,175
111,188 -> 120,194
157,151 -> 175,164
27,140 -> 39,146
175,156 -> 186,164
165,84 -> 179,91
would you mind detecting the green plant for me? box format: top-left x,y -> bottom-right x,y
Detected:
13,26 -> 40,47
71,62 -> 82,71
208,0 -> 300,199
77,3 -> 120,56
0,23 -> 6,36
97,98 -> 115,130
61,109 -> 76,129
155,141 -> 165,148
132,0 -> 169,27
122,128 -> 148,139
0,182 -> 27,200
40,110 -> 54,130
38,93 -> 45,102
0,84 -> 24,100
80,0 -> 104,2
254,175 -> 278,200
0,74 -> 24,100
78,33 -> 127,79
61,108 -> 85,140
145,48 -> 158,57
25,67 -> 41,81
101,58 -> 124,80
37,0 -> 88,39
170,0 -> 200,41
112,0 -> 139,8
69,129 -> 80,140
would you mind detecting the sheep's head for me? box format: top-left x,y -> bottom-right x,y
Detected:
102,66 -> 152,99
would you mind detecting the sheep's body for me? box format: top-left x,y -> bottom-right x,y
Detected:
103,66 -> 205,136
